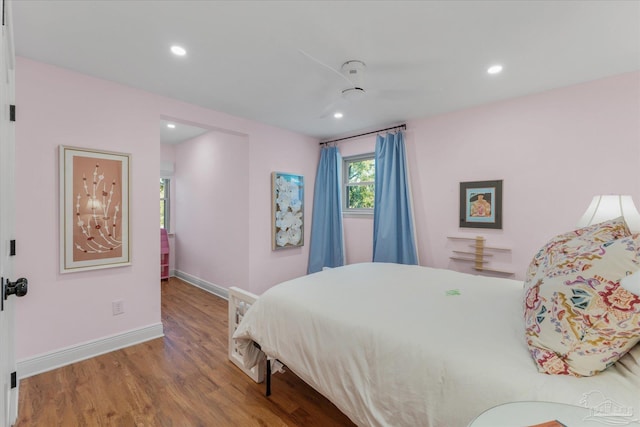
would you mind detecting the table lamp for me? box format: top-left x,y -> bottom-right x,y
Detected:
576,195 -> 640,233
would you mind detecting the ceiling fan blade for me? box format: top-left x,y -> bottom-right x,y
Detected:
298,49 -> 354,87
368,87 -> 442,102
319,97 -> 348,119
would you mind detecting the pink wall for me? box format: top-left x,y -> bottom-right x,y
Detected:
15,57 -> 318,360
247,131 -> 319,293
341,72 -> 640,279
174,131 -> 250,289
15,58 -> 163,359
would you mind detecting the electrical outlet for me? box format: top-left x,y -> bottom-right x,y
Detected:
112,300 -> 124,316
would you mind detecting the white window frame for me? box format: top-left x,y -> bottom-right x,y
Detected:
342,153 -> 375,216
160,178 -> 170,232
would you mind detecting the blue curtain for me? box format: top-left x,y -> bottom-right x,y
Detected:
372,131 -> 418,265
308,146 -> 345,274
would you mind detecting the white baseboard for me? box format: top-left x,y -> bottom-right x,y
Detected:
17,322 -> 164,379
174,270 -> 228,300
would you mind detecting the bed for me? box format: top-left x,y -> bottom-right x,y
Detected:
231,262 -> 640,427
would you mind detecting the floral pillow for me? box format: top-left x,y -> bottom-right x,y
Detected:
524,217 -> 631,283
524,229 -> 640,376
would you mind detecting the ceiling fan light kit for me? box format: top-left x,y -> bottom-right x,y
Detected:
339,60 -> 367,102
298,50 -> 372,117
341,87 -> 366,101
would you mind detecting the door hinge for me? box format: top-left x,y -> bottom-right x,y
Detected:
10,240 -> 15,256
10,371 -> 16,389
9,105 -> 15,122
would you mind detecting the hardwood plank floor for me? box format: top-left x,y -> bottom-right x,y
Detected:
16,277 -> 356,426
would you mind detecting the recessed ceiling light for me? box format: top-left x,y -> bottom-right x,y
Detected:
487,64 -> 503,75
333,112 -> 344,119
167,123 -> 176,129
170,45 -> 187,56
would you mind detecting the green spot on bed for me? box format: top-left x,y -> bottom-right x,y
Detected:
445,289 -> 461,296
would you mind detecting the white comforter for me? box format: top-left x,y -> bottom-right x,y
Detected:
233,263 -> 640,427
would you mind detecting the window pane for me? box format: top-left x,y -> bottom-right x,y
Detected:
160,178 -> 169,230
347,185 -> 375,209
348,159 -> 375,183
343,154 -> 375,213
160,200 -> 166,228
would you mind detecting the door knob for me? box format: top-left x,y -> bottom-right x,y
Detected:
4,277 -> 28,299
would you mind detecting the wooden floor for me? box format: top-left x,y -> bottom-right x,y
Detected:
16,277 -> 355,426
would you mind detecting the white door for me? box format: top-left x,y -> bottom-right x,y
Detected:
0,0 -> 19,425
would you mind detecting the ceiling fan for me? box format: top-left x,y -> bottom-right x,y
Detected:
298,50 -> 370,117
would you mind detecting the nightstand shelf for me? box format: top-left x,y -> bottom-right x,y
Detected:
448,235 -> 514,276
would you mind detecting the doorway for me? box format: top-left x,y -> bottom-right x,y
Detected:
158,117 -> 250,296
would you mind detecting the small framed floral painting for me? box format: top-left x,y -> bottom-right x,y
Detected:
272,172 -> 304,250
60,146 -> 131,272
459,180 -> 503,229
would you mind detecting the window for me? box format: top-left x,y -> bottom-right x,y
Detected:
160,178 -> 170,231
343,154 -> 375,214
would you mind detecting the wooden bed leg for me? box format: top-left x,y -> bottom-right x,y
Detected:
266,359 -> 272,397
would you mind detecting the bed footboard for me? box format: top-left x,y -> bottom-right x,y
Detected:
228,286 -> 265,383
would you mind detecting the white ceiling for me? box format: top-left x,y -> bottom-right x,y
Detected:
159,120 -> 208,145
12,1 -> 640,141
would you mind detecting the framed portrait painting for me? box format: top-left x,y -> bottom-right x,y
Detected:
272,172 -> 304,250
59,146 -> 131,273
459,180 -> 503,229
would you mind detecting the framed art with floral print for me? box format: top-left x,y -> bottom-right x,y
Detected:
60,146 -> 131,273
272,172 -> 304,250
459,180 -> 503,229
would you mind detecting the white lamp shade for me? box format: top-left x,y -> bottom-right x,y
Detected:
577,195 -> 640,233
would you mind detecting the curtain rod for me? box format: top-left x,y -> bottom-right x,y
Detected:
319,124 -> 406,146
